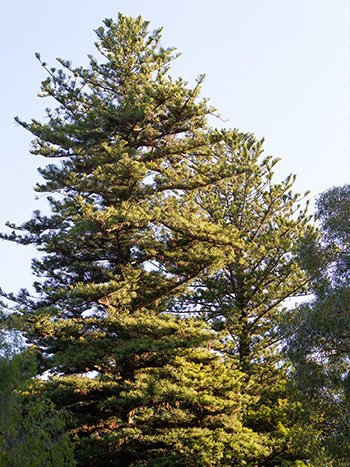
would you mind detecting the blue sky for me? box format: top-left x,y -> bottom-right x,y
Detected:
0,0 -> 349,294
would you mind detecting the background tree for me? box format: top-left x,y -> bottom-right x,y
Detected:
0,333 -> 75,466
285,184 -> 350,465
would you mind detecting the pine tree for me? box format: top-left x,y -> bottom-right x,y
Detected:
8,14 -> 237,318
0,14 -> 270,466
1,13 -> 316,466
167,139 -> 316,465
171,138 -> 313,371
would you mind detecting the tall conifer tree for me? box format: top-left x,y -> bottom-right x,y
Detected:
173,143 -> 313,371
0,14 -> 265,466
1,14 -> 315,466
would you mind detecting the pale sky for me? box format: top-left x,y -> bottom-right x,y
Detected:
0,0 -> 349,294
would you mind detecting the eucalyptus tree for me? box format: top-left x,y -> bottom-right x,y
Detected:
285,184 -> 350,465
0,337 -> 75,467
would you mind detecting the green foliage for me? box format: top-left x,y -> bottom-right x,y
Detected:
46,326 -> 271,466
3,14 -> 242,322
171,138 -> 313,371
284,184 -> 350,465
1,13 -> 317,466
0,346 -> 75,466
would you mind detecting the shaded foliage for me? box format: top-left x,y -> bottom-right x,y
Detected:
0,343 -> 75,466
284,184 -> 350,465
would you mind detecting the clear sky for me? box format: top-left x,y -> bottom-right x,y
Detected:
0,0 -> 349,294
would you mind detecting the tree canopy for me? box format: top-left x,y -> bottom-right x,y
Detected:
0,335 -> 75,467
284,185 -> 350,465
